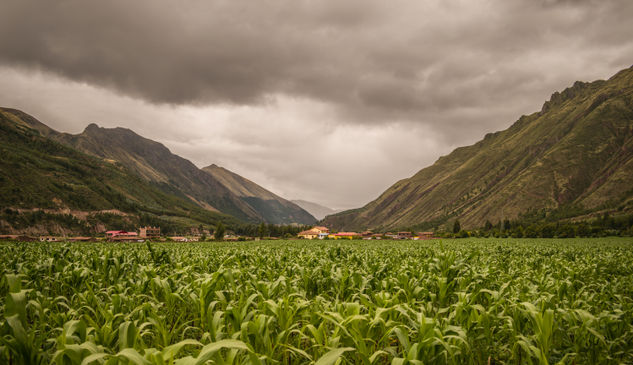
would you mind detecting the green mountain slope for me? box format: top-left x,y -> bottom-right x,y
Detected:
8,109 -> 315,224
323,66 -> 633,230
0,108 -> 239,234
202,165 -> 316,224
50,123 -> 262,222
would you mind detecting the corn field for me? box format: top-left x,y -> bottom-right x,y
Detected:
1,238 -> 632,364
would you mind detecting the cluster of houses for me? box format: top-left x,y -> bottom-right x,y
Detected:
105,226 -> 161,242
2,225 -> 436,242
297,227 -> 435,240
1,226 -> 165,243
1,234 -> 94,242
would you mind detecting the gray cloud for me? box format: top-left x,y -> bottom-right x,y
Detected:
1,0 -> 633,208
2,1 -> 632,125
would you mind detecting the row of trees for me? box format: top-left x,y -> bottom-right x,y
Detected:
202,222 -> 313,241
442,213 -> 633,238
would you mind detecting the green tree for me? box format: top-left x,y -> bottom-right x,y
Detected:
258,222 -> 268,239
453,219 -> 461,234
214,222 -> 225,241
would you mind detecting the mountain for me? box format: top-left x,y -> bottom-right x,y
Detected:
323,66 -> 633,231
291,200 -> 342,220
8,110 -> 315,225
202,165 -> 316,224
49,123 -> 263,222
0,107 -> 239,235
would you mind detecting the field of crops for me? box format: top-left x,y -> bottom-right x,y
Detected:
1,238 -> 632,364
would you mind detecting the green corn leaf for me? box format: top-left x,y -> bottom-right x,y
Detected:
314,347 -> 355,365
115,348 -> 150,365
187,339 -> 249,365
81,352 -> 110,365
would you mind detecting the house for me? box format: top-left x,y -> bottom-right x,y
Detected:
169,236 -> 189,242
361,231 -> 374,239
39,236 -> 61,242
298,226 -> 331,239
106,230 -> 125,238
332,232 -> 360,240
298,229 -> 319,239
68,237 -> 92,242
107,231 -> 139,242
313,226 -> 330,234
384,232 -> 398,239
139,226 -> 160,239
397,232 -> 412,239
416,232 -> 435,240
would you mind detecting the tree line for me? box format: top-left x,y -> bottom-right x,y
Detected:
441,212 -> 633,238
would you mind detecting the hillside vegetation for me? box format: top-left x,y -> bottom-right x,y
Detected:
203,164 -> 316,224
0,109 -> 240,235
324,66 -> 633,230
0,107 -> 315,227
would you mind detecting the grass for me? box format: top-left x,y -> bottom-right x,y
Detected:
0,238 -> 632,364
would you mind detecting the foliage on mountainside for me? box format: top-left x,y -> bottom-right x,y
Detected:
47,122 -> 315,225
0,109 -> 241,234
324,66 -> 633,231
203,164 -> 316,224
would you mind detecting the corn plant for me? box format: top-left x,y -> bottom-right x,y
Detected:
0,238 -> 632,364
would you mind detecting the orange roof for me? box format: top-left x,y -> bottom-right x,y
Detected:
313,226 -> 329,231
298,230 -> 318,235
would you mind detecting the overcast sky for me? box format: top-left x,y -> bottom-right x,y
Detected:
1,0 -> 633,209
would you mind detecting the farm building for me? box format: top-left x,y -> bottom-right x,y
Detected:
39,236 -> 61,242
298,226 -> 331,239
139,226 -> 161,239
68,237 -> 92,242
298,229 -> 319,239
169,236 -> 189,242
331,232 -> 360,240
416,232 -> 435,240
106,231 -> 140,242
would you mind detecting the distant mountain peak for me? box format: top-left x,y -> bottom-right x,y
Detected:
84,123 -> 100,131
291,200 -> 343,221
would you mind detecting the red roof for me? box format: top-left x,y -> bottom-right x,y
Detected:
106,230 -> 137,236
335,232 -> 359,236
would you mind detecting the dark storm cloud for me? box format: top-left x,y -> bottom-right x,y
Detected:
2,0 -> 632,135
2,0 -> 633,208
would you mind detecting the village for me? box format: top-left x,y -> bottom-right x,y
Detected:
0,225 -> 437,242
296,226 -> 436,240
